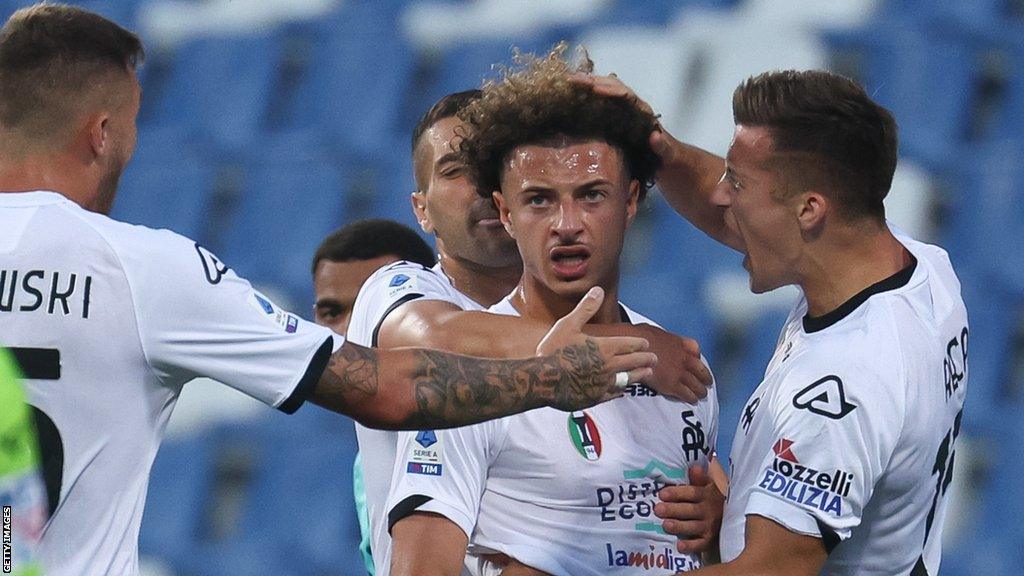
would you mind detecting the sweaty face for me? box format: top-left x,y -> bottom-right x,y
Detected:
712,125 -> 802,293
495,140 -> 639,300
313,255 -> 400,334
412,116 -> 519,268
95,73 -> 141,215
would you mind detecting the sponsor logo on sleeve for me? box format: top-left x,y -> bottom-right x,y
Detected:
250,292 -> 300,333
386,273 -> 419,299
757,438 -> 853,517
603,543 -> 700,572
568,411 -> 602,461
406,430 -> 443,476
793,375 -> 856,419
194,243 -> 229,285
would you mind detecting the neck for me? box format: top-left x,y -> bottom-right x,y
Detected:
0,151 -> 93,209
436,248 -> 522,308
512,273 -> 622,325
799,222 -> 913,317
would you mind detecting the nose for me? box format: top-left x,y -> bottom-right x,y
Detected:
710,171 -> 732,209
552,199 -> 584,239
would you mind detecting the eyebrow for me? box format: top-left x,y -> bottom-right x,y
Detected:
517,177 -> 615,194
314,298 -> 343,308
434,152 -> 460,168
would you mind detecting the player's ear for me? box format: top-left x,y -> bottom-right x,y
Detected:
411,191 -> 434,234
625,180 -> 641,227
85,111 -> 111,160
797,190 -> 828,235
493,191 -> 515,238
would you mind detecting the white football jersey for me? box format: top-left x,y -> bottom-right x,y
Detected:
0,191 -> 339,576
347,262 -> 484,576
387,296 -> 719,576
721,230 -> 969,576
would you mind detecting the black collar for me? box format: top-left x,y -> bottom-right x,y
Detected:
802,257 -> 918,333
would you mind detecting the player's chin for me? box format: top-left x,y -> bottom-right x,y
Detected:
546,273 -> 597,300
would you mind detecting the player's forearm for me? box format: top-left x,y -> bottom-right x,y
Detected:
655,133 -> 742,252
312,340 -> 607,430
400,310 -> 549,358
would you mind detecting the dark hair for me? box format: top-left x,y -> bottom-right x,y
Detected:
0,3 -> 143,137
410,89 -> 483,153
732,69 -> 898,221
459,43 -> 661,199
311,219 -> 436,276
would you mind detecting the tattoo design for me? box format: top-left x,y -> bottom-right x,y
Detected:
319,343 -> 380,411
408,339 -> 608,429
317,340 -> 610,429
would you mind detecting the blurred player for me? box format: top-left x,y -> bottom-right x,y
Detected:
348,88 -> 715,574
0,349 -> 46,576
386,45 -> 721,576
312,219 -> 436,334
579,70 -> 970,575
0,5 -> 657,574
310,218 -> 436,574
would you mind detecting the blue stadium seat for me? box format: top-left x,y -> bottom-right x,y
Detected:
219,154 -> 348,306
716,310 -> 789,461
177,411 -> 361,576
942,141 -> 1024,293
112,128 -> 217,241
595,0 -> 737,27
145,33 -> 284,156
355,141 -> 423,230
2,0 -> 135,25
139,432 -> 217,570
823,19 -> 978,169
279,0 -> 415,157
406,31 -> 571,132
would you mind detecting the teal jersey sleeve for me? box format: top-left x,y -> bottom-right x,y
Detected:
352,451 -> 374,575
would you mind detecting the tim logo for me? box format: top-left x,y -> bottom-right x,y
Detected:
793,375 -> 856,420
406,462 -> 443,476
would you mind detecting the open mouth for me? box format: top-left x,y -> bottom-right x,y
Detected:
549,245 -> 591,280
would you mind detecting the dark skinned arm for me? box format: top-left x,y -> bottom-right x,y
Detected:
311,287 -> 656,430
379,299 -> 711,403
679,515 -> 827,575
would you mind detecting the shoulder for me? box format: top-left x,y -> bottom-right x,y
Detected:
358,261 -> 455,303
774,329 -> 907,429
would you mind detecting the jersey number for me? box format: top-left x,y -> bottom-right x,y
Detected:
10,347 -> 64,517
913,408 -> 963,575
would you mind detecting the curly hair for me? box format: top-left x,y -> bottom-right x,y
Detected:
458,43 -> 661,199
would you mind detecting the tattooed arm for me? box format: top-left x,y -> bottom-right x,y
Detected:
311,287 -> 656,430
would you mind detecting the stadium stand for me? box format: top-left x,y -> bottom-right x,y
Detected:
2,0 -> 1020,573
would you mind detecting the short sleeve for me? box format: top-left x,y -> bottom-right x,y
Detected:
113,228 -> 338,412
745,364 -> 904,546
385,419 -> 507,539
347,262 -> 467,347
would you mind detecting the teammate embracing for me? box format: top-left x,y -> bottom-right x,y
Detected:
579,70 -> 970,575
385,45 -> 721,576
